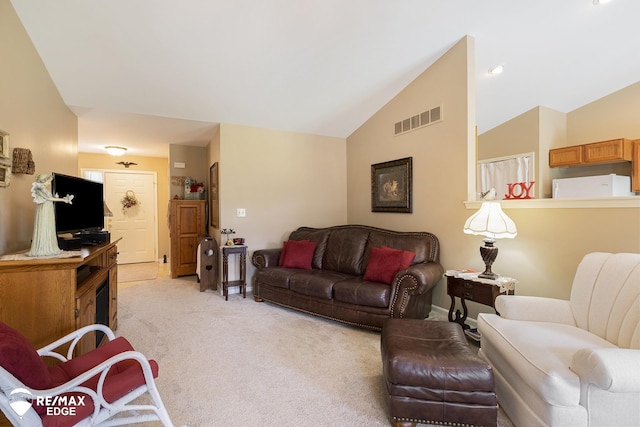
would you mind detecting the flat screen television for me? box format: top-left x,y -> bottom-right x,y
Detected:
52,173 -> 105,234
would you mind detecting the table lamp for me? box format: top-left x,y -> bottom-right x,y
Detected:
463,200 -> 517,279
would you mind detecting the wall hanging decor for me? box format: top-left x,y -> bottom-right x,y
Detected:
121,190 -> 140,210
12,148 -> 35,174
371,157 -> 413,213
0,132 -> 9,160
184,177 -> 205,200
0,165 -> 10,187
210,162 -> 219,228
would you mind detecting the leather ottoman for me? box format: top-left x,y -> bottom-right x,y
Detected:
381,319 -> 497,427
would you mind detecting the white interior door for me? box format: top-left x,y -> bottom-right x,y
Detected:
104,172 -> 157,264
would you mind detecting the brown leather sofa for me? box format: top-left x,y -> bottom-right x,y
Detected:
251,225 -> 443,330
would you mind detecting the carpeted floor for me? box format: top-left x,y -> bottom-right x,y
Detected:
117,272 -> 514,427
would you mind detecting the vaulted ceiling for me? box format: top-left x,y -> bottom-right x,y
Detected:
10,0 -> 640,157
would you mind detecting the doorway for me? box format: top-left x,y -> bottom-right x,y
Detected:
83,169 -> 158,264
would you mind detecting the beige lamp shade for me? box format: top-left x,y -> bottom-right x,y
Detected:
463,201 -> 517,240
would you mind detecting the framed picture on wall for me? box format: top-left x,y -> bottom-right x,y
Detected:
0,165 -> 11,187
0,133 -> 9,159
371,157 -> 412,213
209,162 -> 219,228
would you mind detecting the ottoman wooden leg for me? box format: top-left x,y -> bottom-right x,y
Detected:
392,422 -> 416,427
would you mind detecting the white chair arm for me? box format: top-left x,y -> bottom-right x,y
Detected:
571,348 -> 640,393
495,295 -> 576,325
37,324 -> 116,362
33,350 -> 155,398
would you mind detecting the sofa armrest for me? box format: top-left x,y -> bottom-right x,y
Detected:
395,262 -> 444,295
572,348 -> 640,393
389,262 -> 443,318
252,248 -> 282,268
495,295 -> 576,325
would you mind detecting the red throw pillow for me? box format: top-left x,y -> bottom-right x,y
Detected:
0,321 -> 52,390
280,240 -> 317,269
279,240 -> 310,266
364,246 -> 415,284
381,245 -> 415,269
278,241 -> 290,266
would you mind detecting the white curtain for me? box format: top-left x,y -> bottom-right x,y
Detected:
478,154 -> 533,199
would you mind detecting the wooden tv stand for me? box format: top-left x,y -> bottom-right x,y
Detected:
0,239 -> 120,356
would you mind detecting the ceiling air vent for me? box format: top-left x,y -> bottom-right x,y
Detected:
394,104 -> 443,136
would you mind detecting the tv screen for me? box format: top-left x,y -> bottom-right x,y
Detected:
52,173 -> 104,234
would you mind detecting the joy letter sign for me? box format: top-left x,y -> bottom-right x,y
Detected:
504,182 -> 535,199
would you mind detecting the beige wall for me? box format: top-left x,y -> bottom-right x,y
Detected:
567,80 -> 640,145
77,153 -> 171,260
217,123 -> 347,283
169,145 -> 209,199
0,2 -> 78,255
347,36 -> 477,313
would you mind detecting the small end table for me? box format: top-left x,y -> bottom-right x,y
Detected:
446,273 -> 516,330
221,245 -> 247,301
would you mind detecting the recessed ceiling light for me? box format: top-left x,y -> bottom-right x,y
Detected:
488,65 -> 504,75
593,0 -> 612,4
105,146 -> 127,156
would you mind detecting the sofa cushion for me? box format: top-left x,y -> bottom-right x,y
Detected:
364,246 -> 413,284
0,321 -> 52,390
289,270 -> 355,300
382,245 -> 415,266
478,313 -> 616,407
367,231 -> 434,264
254,267 -> 299,289
280,239 -> 316,269
322,227 -> 369,275
333,277 -> 391,308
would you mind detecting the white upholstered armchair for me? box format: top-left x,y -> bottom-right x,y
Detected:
478,252 -> 640,427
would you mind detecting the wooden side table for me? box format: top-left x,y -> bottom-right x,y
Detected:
221,245 -> 247,301
446,273 -> 516,330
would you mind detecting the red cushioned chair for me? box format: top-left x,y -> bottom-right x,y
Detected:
0,322 -> 173,426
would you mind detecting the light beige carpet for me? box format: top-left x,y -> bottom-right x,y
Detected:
117,275 -> 514,427
117,261 -> 158,283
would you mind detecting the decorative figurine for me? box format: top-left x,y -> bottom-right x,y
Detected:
26,173 -> 74,257
221,228 -> 236,246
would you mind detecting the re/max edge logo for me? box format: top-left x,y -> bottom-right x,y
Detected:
9,388 -> 87,417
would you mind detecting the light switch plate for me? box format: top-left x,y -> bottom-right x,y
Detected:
237,208 -> 246,217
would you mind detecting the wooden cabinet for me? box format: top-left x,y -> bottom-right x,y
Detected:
549,145 -> 583,167
549,138 -> 632,167
0,240 -> 120,355
549,138 -> 638,191
170,200 -> 206,278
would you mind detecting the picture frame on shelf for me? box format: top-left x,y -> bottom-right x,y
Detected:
371,157 -> 412,213
209,162 -> 219,228
0,164 -> 11,187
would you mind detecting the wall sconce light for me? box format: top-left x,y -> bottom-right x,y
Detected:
105,146 -> 127,156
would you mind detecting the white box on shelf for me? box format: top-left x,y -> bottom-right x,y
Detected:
552,174 -> 632,198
